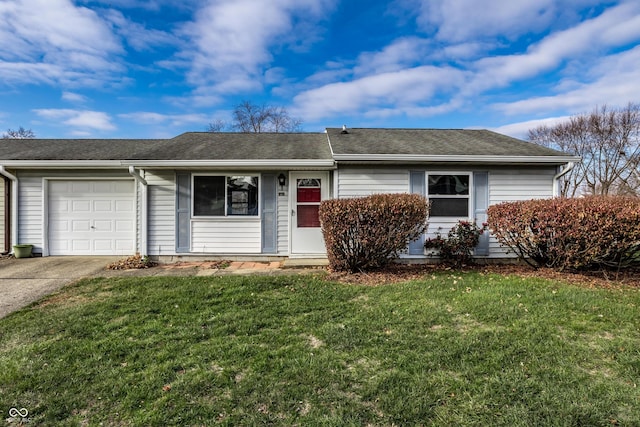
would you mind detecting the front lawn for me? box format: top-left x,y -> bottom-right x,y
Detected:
1,272 -> 639,425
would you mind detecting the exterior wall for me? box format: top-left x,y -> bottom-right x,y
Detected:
335,165 -> 558,259
0,178 -> 5,253
487,167 -> 555,257
16,170 -> 135,255
145,170 -> 176,255
152,170 -> 291,256
337,168 -> 409,197
191,219 -> 261,253
277,192 -> 289,255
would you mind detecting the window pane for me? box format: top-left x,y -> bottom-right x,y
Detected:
298,205 -> 320,227
227,176 -> 258,215
194,176 -> 225,216
430,198 -> 469,217
428,175 -> 469,195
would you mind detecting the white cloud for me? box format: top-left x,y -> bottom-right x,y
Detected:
119,111 -> 209,127
178,0 -> 335,94
492,116 -> 572,139
493,45 -> 640,116
62,92 -> 89,104
416,0 -> 601,43
104,9 -> 180,51
0,0 -> 124,86
471,2 -> 640,91
353,37 -> 431,76
293,65 -> 465,121
33,109 -> 115,131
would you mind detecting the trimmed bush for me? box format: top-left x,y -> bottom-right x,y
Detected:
319,193 -> 429,272
488,196 -> 640,270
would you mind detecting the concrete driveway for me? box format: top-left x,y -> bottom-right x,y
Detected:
0,256 -> 119,319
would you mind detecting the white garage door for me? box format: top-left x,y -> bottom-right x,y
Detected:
48,180 -> 136,255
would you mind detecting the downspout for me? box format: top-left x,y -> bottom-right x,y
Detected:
128,166 -> 148,256
553,162 -> 574,197
0,166 -> 17,254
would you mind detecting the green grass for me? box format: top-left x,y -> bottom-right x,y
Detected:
1,272 -> 640,426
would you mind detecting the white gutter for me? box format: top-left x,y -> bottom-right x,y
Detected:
0,166 -> 17,252
0,159 -> 337,169
120,160 -> 336,169
332,154 -> 581,164
553,162 -> 575,197
0,160 -> 125,168
128,166 -> 148,256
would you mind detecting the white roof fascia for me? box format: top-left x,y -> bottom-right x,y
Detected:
120,160 -> 336,168
0,160 -> 126,168
0,159 -> 337,169
332,154 -> 581,163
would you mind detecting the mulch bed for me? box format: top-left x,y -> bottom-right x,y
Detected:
327,263 -> 640,288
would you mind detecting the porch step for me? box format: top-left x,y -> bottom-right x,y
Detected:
282,258 -> 329,269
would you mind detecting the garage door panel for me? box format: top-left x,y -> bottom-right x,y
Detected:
115,220 -> 133,232
113,181 -> 133,192
50,200 -> 69,213
115,200 -> 134,212
94,200 -> 113,212
50,220 -> 69,232
72,200 -> 91,212
72,240 -> 91,251
116,240 -> 134,251
49,180 -> 136,255
93,220 -> 113,232
94,240 -> 113,251
72,220 -> 91,231
50,181 -> 70,192
72,181 -> 92,193
93,181 -> 113,192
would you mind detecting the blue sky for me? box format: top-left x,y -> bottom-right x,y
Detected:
1,0 -> 640,139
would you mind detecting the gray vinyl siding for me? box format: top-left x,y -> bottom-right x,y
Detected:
191,219 -> 261,253
337,168 -> 409,197
0,178 -> 5,253
487,167 -> 556,257
335,165 -> 558,259
17,174 -> 42,251
489,168 -> 555,202
146,170 -> 176,255
277,192 -> 289,255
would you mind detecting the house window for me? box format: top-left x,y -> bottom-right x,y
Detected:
427,174 -> 470,217
193,175 -> 258,217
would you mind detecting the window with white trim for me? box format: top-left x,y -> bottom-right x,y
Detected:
193,175 -> 259,217
427,174 -> 470,217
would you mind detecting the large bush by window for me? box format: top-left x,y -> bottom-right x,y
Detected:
488,196 -> 640,270
319,193 -> 429,272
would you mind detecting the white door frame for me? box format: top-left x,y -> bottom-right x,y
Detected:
289,171 -> 329,257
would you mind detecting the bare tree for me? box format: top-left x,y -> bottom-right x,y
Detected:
207,101 -> 302,133
528,103 -> 640,197
206,119 -> 228,133
2,126 -> 35,139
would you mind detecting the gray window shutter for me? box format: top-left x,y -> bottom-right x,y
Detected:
261,174 -> 278,253
473,171 -> 489,256
409,171 -> 426,255
175,172 -> 191,253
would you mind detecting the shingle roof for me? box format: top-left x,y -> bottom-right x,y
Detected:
0,132 -> 331,161
0,129 -> 576,165
326,128 -> 570,157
